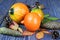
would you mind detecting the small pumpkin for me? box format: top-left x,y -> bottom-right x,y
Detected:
9,3 -> 29,23
31,2 -> 44,20
23,12 -> 41,32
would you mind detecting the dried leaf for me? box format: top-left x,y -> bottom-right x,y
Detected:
36,32 -> 44,39
22,31 -> 34,36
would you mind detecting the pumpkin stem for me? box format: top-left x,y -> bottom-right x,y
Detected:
35,2 -> 40,8
9,8 -> 14,15
35,2 -> 45,9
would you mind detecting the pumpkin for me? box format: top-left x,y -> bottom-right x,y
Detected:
31,2 -> 44,20
9,3 -> 29,23
24,12 -> 41,32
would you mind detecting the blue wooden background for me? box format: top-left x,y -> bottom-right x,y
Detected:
0,0 -> 60,40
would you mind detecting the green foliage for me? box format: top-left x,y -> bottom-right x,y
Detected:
42,14 -> 59,24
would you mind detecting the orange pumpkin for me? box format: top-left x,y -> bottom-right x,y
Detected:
9,3 -> 29,23
24,12 -> 41,32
